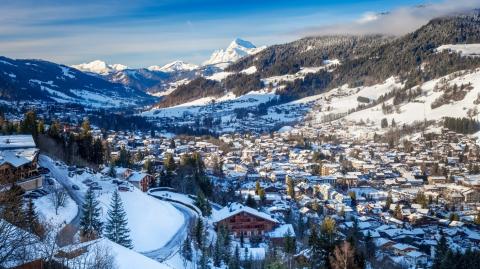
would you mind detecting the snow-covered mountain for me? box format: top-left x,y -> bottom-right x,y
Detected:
203,38 -> 266,68
0,56 -> 155,107
148,60 -> 198,73
71,60 -> 128,75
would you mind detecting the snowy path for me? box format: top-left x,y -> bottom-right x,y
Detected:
39,155 -> 84,229
142,201 -> 198,262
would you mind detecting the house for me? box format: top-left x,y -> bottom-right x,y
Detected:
213,203 -> 278,238
127,172 -> 154,192
268,224 -> 296,247
405,251 -> 428,267
0,135 -> 43,191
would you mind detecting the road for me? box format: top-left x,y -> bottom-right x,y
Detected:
39,155 -> 84,245
142,198 -> 198,262
39,155 -> 198,259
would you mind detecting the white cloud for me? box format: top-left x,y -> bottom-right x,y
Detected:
301,0 -> 479,36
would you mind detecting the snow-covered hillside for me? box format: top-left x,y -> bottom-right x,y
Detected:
0,56 -> 154,107
148,60 -> 198,73
299,68 -> 480,131
437,44 -> 480,57
203,38 -> 266,68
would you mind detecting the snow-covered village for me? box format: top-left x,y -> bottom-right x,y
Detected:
2,1 -> 480,269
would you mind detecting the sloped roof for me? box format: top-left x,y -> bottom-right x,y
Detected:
213,202 -> 278,224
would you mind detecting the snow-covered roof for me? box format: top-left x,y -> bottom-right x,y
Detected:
59,238 -> 169,269
0,148 -> 38,167
0,135 -> 36,149
128,172 -> 150,182
269,224 -> 295,238
212,202 -> 278,224
0,135 -> 38,168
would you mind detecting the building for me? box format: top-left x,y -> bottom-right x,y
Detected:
127,172 -> 154,192
213,203 -> 278,238
0,135 -> 43,191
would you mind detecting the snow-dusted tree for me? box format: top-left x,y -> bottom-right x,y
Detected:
104,190 -> 133,249
80,187 -> 103,239
49,185 -> 67,215
181,236 -> 192,268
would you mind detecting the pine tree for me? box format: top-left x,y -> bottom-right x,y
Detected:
105,190 -> 133,248
25,198 -> 43,236
80,187 -> 103,239
213,241 -> 221,267
245,194 -> 257,208
433,230 -> 448,269
228,245 -> 241,269
195,218 -> 204,249
385,192 -> 393,211
107,164 -> 116,178
181,237 -> 192,262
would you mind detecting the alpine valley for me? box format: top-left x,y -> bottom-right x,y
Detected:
4,6 -> 480,269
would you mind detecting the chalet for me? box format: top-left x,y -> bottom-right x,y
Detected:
127,172 -> 154,192
213,203 -> 278,238
268,224 -> 295,247
0,135 -> 43,191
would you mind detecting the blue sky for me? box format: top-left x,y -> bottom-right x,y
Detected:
0,0 -> 473,67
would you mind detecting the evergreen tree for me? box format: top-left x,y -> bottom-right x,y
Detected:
194,191 -> 212,217
80,187 -> 103,239
385,192 -> 393,211
25,198 -> 43,236
213,241 -> 221,267
195,218 -> 204,249
105,191 -> 133,248
433,230 -> 449,269
0,185 -> 26,228
228,245 -> 241,269
181,237 -> 192,262
284,229 -> 296,254
169,138 -> 176,149
245,194 -> 257,208
364,231 -> 375,260
107,164 -> 116,178
164,153 -> 176,172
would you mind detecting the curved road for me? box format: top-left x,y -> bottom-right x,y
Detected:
142,203 -> 198,262
40,155 -> 198,262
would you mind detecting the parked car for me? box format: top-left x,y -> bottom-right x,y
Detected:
38,167 -> 50,174
24,192 -> 41,199
118,186 -> 130,192
72,184 -> 80,190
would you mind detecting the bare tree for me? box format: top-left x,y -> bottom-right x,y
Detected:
61,241 -> 117,269
329,241 -> 359,269
0,220 -> 41,268
49,185 -> 68,215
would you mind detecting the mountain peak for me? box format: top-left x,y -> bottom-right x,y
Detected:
229,38 -> 256,49
203,38 -> 265,68
71,60 -> 128,75
148,60 -> 198,73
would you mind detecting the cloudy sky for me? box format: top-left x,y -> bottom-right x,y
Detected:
0,0 -> 477,67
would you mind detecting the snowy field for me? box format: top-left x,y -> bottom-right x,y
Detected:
437,44 -> 480,57
34,191 -> 78,227
39,155 -> 185,252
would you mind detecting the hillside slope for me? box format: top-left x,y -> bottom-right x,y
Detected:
0,56 -> 156,107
